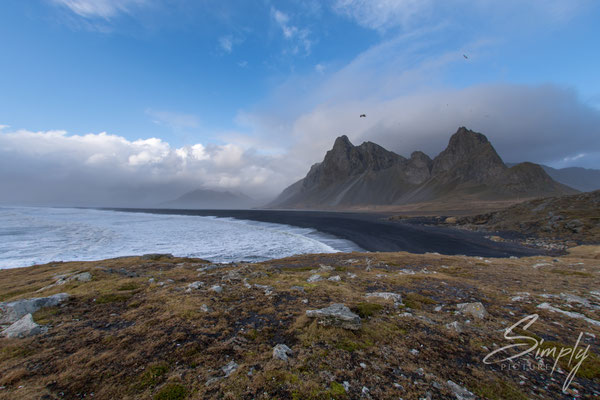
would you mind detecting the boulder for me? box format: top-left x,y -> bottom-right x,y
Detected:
272,344 -> 293,361
446,380 -> 475,400
307,274 -> 322,283
1,314 -> 45,338
365,292 -> 403,306
0,293 -> 69,324
210,285 -> 223,294
456,302 -> 488,319
306,303 -> 361,330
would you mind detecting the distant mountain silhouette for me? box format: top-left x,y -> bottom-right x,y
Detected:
506,163 -> 600,192
161,188 -> 255,209
269,127 -> 577,209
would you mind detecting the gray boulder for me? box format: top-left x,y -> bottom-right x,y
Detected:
456,302 -> 488,319
365,292 -> 403,306
447,380 -> 475,400
0,293 -> 69,324
1,313 -> 45,338
272,344 -> 293,361
307,274 -> 322,283
306,303 -> 361,330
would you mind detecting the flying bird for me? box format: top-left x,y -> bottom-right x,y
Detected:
360,114 -> 366,118
463,54 -> 469,59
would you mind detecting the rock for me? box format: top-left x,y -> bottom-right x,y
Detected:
141,253 -> 173,260
343,381 -> 351,392
306,303 -> 361,330
148,278 -> 155,283
222,361 -> 238,377
200,304 -> 212,312
328,275 -> 341,282
318,264 -> 334,272
0,293 -> 69,324
445,321 -> 463,333
537,302 -> 600,326
272,344 -> 293,361
347,272 -> 357,279
365,292 -> 403,306
254,284 -> 273,295
290,286 -> 305,292
223,271 -> 242,282
444,217 -> 457,224
210,285 -> 223,293
446,380 -> 475,400
1,314 -> 45,338
456,302 -> 488,319
307,274 -> 322,283
186,281 -> 204,292
73,272 -> 92,282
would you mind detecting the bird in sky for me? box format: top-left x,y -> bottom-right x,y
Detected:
463,54 -> 469,59
360,114 -> 366,118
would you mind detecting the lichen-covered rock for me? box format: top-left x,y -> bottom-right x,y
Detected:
0,293 -> 69,324
1,313 -> 45,338
456,302 -> 488,319
306,303 -> 361,330
272,344 -> 293,361
307,274 -> 322,283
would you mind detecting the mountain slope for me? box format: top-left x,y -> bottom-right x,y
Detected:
161,188 -> 255,209
269,127 -> 577,209
505,164 -> 600,193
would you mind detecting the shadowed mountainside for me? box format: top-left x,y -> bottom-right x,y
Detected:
269,127 -> 576,209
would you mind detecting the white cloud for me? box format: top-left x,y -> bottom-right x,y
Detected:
219,35 -> 233,53
51,0 -> 150,19
0,128 -> 290,206
146,109 -> 200,130
271,7 -> 312,55
332,0 -> 432,31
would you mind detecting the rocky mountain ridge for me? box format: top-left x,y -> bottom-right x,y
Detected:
270,127 -> 577,209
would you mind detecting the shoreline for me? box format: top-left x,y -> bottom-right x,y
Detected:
104,207 -> 548,258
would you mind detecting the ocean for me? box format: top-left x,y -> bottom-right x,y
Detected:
0,206 -> 360,269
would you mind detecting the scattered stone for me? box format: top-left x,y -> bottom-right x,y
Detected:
254,284 -> 273,295
446,380 -> 475,400
306,303 -> 361,330
347,272 -> 357,279
1,314 -> 45,338
0,293 -> 69,324
210,285 -> 223,294
410,349 -> 419,355
318,264 -> 334,272
365,292 -> 403,306
272,344 -> 293,361
200,304 -> 212,312
223,271 -> 242,282
537,302 -> 600,326
307,274 -> 322,283
445,321 -> 463,333
456,302 -> 488,319
328,275 -> 341,282
186,281 -> 204,292
222,361 -> 238,377
359,362 -> 367,368
510,292 -> 530,302
343,381 -> 351,392
290,286 -> 305,292
148,278 -> 155,283
434,306 -> 443,312
560,293 -> 598,309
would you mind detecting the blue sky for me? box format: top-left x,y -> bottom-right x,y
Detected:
1,0 -> 599,205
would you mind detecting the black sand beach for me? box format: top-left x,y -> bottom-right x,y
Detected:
104,208 -> 545,258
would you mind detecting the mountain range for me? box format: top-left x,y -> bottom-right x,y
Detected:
269,127 -> 577,209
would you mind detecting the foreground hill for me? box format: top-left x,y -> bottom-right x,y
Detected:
1,250 -> 600,399
449,190 -> 600,243
269,127 -> 576,209
161,188 -> 255,209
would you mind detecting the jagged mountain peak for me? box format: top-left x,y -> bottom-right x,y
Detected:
269,127 -> 576,209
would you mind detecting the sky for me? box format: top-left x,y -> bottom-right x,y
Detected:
1,0 -> 599,206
